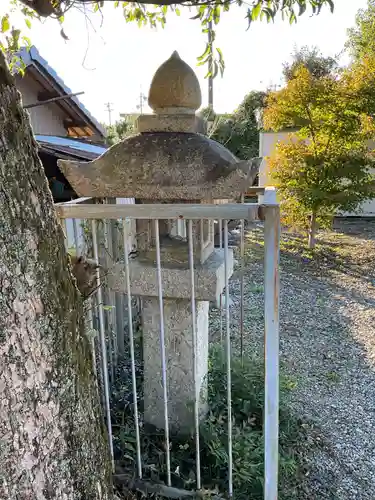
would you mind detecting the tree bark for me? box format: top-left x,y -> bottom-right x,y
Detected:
0,52 -> 112,498
308,211 -> 317,249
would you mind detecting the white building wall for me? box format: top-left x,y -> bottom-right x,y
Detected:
15,74 -> 68,136
259,130 -> 303,185
259,130 -> 375,217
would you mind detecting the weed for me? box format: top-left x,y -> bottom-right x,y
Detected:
112,346 -> 304,499
326,371 -> 340,383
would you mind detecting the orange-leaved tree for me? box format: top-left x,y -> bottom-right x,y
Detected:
263,64 -> 375,248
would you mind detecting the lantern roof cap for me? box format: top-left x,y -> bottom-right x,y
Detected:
148,51 -> 202,114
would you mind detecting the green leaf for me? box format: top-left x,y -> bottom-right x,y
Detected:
197,59 -> 209,67
298,2 -> 306,16
190,13 -> 202,21
213,5 -> 221,25
264,7 -> 275,21
22,36 -> 32,48
25,18 -> 32,29
212,60 -> 219,79
245,9 -> 253,30
103,305 -> 115,311
251,2 -> 262,20
1,15 -> 10,33
216,47 -> 224,64
197,42 -> 210,62
205,61 -> 219,79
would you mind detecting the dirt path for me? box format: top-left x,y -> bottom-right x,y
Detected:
210,219 -> 375,499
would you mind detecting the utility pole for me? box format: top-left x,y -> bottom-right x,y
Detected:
268,80 -> 281,92
105,102 -> 114,126
136,88 -> 147,115
208,19 -> 213,109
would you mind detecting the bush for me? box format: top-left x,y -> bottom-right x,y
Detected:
112,345 -> 303,499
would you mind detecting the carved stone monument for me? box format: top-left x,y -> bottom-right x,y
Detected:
58,51 -> 258,432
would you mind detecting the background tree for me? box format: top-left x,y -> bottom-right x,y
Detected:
220,90 -> 266,160
105,118 -> 135,146
347,0 -> 375,62
198,106 -> 217,122
282,45 -> 338,82
204,90 -> 267,161
264,66 -> 375,248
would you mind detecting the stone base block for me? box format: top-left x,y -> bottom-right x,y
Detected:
108,249 -> 234,301
143,298 -> 209,432
136,113 -> 200,133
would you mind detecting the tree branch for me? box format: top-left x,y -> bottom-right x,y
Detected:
19,0 -> 333,18
114,473 -> 224,500
19,0 -> 231,17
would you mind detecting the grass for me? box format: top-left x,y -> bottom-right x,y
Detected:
111,344 -> 306,499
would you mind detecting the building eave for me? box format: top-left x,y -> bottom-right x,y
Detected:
18,46 -> 106,139
35,135 -> 107,161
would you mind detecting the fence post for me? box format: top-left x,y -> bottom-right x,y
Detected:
263,187 -> 280,500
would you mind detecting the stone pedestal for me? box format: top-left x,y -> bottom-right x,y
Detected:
108,248 -> 234,431
143,298 -> 209,432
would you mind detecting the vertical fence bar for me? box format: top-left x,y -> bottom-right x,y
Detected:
263,200 -> 280,500
112,218 -> 126,356
104,218 -> 117,380
122,218 -> 142,479
106,210 -> 119,365
154,219 -> 171,486
240,194 -> 245,365
187,220 -> 201,491
219,219 -> 223,343
224,220 -> 233,498
62,220 -> 69,251
115,292 -> 125,355
73,218 -> 80,255
86,296 -> 98,380
74,217 -> 99,379
92,219 -> 114,471
91,291 -> 104,405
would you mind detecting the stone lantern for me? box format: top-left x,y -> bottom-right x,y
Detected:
58,51 -> 259,432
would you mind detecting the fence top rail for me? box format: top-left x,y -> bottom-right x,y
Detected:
55,202 -> 278,221
245,187 -> 265,195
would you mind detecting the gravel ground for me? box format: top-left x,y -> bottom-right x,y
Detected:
210,218 -> 375,499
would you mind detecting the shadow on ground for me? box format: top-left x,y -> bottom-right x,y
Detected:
209,218 -> 375,499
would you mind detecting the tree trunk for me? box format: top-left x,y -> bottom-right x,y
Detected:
0,53 -> 112,498
308,211 -> 317,249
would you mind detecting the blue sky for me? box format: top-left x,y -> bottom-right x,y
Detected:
5,0 -> 369,123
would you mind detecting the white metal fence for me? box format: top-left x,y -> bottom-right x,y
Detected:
55,188 -> 280,500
